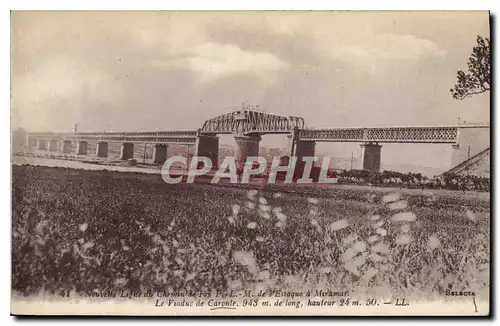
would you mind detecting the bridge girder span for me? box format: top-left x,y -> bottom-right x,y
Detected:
27,131 -> 198,145
200,109 -> 305,135
298,126 -> 462,144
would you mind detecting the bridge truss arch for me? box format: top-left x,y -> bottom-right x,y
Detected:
200,109 -> 305,135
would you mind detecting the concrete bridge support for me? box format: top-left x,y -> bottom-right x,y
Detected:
194,135 -> 219,168
294,140 -> 316,160
96,142 -> 109,158
60,140 -> 72,153
360,142 -> 382,171
12,129 -> 27,153
76,141 -> 88,155
153,144 -> 168,164
292,140 -> 317,179
48,139 -> 59,152
120,142 -> 134,160
37,139 -> 47,150
234,134 -> 261,170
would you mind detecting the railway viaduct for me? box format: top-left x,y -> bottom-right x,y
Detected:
18,109 -> 490,172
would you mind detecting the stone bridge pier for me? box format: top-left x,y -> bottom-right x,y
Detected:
47,139 -> 59,152
194,135 -> 219,168
29,138 -> 37,148
291,139 -> 317,179
120,142 -> 134,160
360,142 -> 382,171
153,144 -> 168,165
96,142 -> 109,158
234,134 -> 261,170
294,140 -> 316,160
76,141 -> 88,155
60,140 -> 72,153
37,139 -> 47,150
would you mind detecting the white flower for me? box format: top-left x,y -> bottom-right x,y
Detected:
307,198 -> 319,204
351,241 -> 367,253
246,201 -> 256,209
391,212 -> 417,222
260,212 -> 271,219
388,200 -> 408,211
79,223 -> 88,232
257,270 -> 270,280
376,228 -> 387,237
382,193 -> 400,203
233,251 -> 258,275
401,224 -> 411,233
259,204 -> 270,212
276,212 -> 287,224
342,234 -> 358,245
362,267 -> 378,282
395,234 -> 413,245
247,189 -> 258,200
329,219 -> 349,231
371,242 -> 390,254
232,204 -> 241,216
320,267 -> 332,273
342,248 -> 357,262
369,253 -> 386,262
113,278 -> 128,287
246,221 -> 257,229
466,209 -> 477,221
427,234 -> 441,251
185,272 -> 197,281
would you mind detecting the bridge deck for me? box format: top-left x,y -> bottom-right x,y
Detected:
298,124 -> 489,144
26,124 -> 489,145
28,131 -> 198,145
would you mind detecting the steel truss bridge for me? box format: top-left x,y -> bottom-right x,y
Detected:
201,109 -> 305,135
26,109 -> 489,145
297,125 -> 479,144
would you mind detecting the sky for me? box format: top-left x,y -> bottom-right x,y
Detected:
10,11 -> 490,174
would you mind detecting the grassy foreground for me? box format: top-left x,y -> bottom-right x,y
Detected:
11,165 -> 490,300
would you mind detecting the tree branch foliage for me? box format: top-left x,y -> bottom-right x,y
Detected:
450,36 -> 491,100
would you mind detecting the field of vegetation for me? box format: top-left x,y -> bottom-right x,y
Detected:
11,165 -> 490,301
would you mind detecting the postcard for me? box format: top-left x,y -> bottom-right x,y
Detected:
11,10 -> 491,316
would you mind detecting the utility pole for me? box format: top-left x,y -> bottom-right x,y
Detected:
143,143 -> 147,164
74,124 -> 78,133
466,145 -> 471,176
350,152 -> 354,170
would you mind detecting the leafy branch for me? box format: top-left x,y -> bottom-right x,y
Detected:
450,36 -> 491,100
